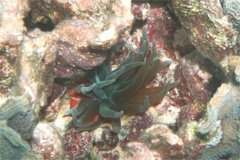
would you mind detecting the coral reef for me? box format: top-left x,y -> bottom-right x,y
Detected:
1,0 -> 239,159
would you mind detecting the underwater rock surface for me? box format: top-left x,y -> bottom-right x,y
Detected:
0,0 -> 240,159
197,83 -> 240,159
0,95 -> 38,159
171,0 -> 239,64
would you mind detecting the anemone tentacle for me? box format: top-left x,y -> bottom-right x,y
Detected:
66,27 -> 179,133
99,99 -> 123,118
74,116 -> 104,133
72,100 -> 100,127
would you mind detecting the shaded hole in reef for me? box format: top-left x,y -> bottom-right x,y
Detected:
24,11 -> 55,32
202,58 -> 222,92
130,20 -> 146,35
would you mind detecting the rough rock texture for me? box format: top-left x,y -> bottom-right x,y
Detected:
120,142 -> 160,159
30,0 -> 134,50
132,3 -> 151,20
140,124 -> 186,159
220,55 -> 240,84
171,0 -> 239,64
2,0 -> 239,159
223,0 -> 240,31
94,128 -> 119,151
146,7 -> 178,51
64,129 -> 94,159
0,95 -> 29,120
53,19 -> 106,78
43,84 -> 66,122
17,32 -> 58,107
196,83 -> 240,159
172,28 -> 196,58
0,0 -> 29,54
30,0 -> 112,25
31,122 -> 65,160
0,56 -> 14,93
176,51 -> 220,104
0,123 -> 38,160
0,95 -> 38,160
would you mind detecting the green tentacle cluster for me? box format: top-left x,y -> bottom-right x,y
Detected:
65,27 -> 179,133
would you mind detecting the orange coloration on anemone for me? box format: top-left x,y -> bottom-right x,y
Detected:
70,90 -> 99,122
69,90 -> 83,109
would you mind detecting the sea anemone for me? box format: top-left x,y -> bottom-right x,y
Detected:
65,27 -> 179,133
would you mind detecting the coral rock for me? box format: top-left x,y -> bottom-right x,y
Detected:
120,142 -> 160,159
177,51 -> 219,104
64,129 -> 94,159
30,0 -> 134,50
171,0 -> 239,64
196,83 -> 240,159
145,7 -> 177,50
88,0 -> 134,50
132,3 -> 151,20
223,0 -> 240,31
53,19 -> 106,79
43,84 -> 66,122
17,32 -> 58,107
140,124 -> 186,159
0,123 -> 37,160
220,55 -> 240,84
0,0 -> 29,52
94,127 -> 119,151
0,56 -> 13,92
31,122 -> 65,160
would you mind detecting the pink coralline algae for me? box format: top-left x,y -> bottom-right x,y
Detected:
64,129 -> 94,159
31,122 -> 65,160
94,128 -> 119,151
176,51 -> 220,104
2,0 -> 240,159
145,7 -> 178,51
132,3 -> 151,20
